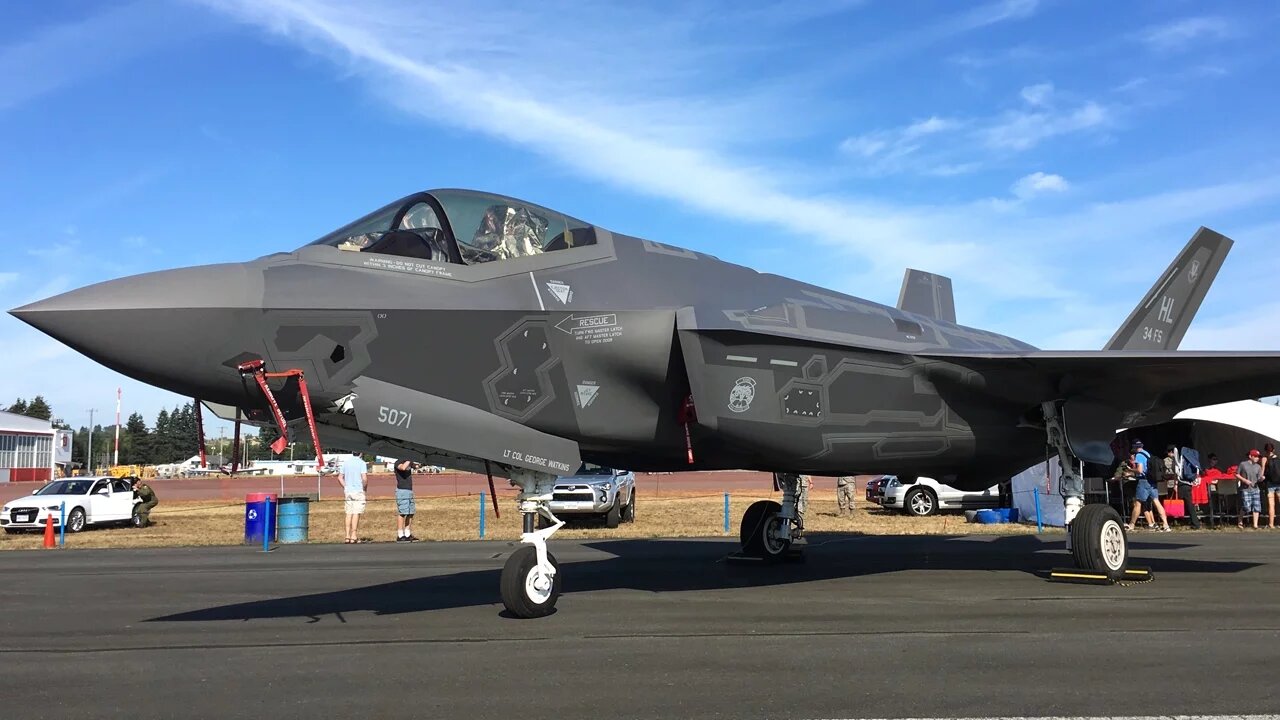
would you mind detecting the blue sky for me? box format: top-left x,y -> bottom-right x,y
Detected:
2,0 -> 1279,437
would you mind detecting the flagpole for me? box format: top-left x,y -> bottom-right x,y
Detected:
113,387 -> 121,467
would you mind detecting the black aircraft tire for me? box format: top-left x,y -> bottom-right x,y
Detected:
500,546 -> 561,619
740,500 -> 790,560
1070,504 -> 1128,577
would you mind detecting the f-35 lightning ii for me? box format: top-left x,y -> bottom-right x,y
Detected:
12,188 -> 1275,617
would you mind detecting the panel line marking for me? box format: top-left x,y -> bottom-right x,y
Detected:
529,272 -> 545,311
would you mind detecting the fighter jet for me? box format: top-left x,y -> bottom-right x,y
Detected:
11,188 -> 1278,617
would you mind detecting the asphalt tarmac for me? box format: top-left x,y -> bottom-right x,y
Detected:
3,531 -> 1278,719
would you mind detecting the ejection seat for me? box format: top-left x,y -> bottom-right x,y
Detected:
364,228 -> 451,261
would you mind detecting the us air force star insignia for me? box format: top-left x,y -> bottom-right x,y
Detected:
728,377 -> 756,413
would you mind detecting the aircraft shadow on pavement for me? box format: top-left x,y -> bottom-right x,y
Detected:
147,533 -> 1261,624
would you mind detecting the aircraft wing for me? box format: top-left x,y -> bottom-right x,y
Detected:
920,349 -> 1280,428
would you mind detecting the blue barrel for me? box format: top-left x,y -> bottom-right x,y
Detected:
244,492 -> 278,544
975,509 -> 1001,524
277,496 -> 310,543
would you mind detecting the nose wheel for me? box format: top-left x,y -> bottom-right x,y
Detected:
501,468 -> 565,618
501,546 -> 562,618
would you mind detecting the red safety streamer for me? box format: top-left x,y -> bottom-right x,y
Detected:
484,460 -> 500,519
678,395 -> 697,464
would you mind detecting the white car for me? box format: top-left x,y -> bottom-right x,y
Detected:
876,475 -> 1001,517
1,476 -> 141,534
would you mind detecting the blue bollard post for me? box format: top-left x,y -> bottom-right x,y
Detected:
59,502 -> 65,547
263,497 -> 271,552
479,492 -> 486,539
723,493 -> 730,533
1034,489 -> 1042,533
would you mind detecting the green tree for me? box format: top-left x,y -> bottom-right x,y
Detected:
120,412 -> 151,465
5,398 -> 28,415
25,396 -> 52,420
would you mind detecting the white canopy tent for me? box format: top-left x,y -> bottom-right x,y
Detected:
1011,400 -> 1280,527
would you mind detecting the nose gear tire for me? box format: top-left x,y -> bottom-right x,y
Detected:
500,545 -> 562,618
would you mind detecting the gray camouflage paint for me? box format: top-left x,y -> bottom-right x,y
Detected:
10,191 -> 1277,488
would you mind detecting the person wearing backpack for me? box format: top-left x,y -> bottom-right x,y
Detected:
1176,447 -> 1202,530
1126,440 -> 1171,532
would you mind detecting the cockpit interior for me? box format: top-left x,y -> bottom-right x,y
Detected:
305,189 -> 598,265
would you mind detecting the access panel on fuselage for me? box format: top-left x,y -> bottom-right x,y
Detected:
676,329 -> 978,474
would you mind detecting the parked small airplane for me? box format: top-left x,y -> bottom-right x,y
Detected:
12,188 -> 1274,617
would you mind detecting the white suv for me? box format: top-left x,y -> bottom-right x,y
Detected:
876,475 -> 1000,517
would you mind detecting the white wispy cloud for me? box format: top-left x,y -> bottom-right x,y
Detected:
0,1 -> 206,112
981,101 -> 1108,151
840,83 -> 1105,173
840,116 -> 961,158
1020,82 -> 1054,107
191,0 -> 1280,349
1141,16 -> 1233,53
1011,172 -> 1070,199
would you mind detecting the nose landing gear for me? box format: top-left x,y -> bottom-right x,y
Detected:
501,469 -> 565,618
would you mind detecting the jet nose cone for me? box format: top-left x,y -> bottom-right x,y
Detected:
10,264 -> 262,399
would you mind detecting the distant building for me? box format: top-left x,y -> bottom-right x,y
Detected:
0,410 -> 67,483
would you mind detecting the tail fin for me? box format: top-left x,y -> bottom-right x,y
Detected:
1103,227 -> 1233,351
897,269 -> 956,324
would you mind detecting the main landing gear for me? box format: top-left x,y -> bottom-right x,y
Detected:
1042,401 -> 1129,578
736,472 -> 804,562
500,469 -> 565,618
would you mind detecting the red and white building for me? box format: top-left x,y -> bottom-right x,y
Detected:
0,410 -> 70,483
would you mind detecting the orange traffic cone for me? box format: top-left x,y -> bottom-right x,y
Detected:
43,514 -> 56,549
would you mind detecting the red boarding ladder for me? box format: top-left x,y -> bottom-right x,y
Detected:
198,360 -> 327,472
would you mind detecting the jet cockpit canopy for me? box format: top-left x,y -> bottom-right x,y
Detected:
305,189 -> 598,265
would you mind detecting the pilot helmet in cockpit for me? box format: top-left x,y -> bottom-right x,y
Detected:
471,204 -> 549,260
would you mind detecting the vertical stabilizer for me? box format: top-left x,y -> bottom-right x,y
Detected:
1104,227 -> 1233,351
897,269 -> 956,324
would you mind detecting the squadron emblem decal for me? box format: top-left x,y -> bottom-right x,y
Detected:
728,377 -> 756,413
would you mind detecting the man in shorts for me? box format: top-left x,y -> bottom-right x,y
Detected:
394,458 -> 420,542
1126,440 -> 1171,532
1237,449 -> 1263,530
339,449 -> 368,543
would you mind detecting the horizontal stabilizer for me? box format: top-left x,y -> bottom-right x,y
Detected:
897,269 -> 956,324
1104,227 -> 1232,351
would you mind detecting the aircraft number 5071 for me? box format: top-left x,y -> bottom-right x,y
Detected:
378,406 -> 412,429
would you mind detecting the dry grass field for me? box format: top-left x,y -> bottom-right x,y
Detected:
0,490 -> 1047,551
